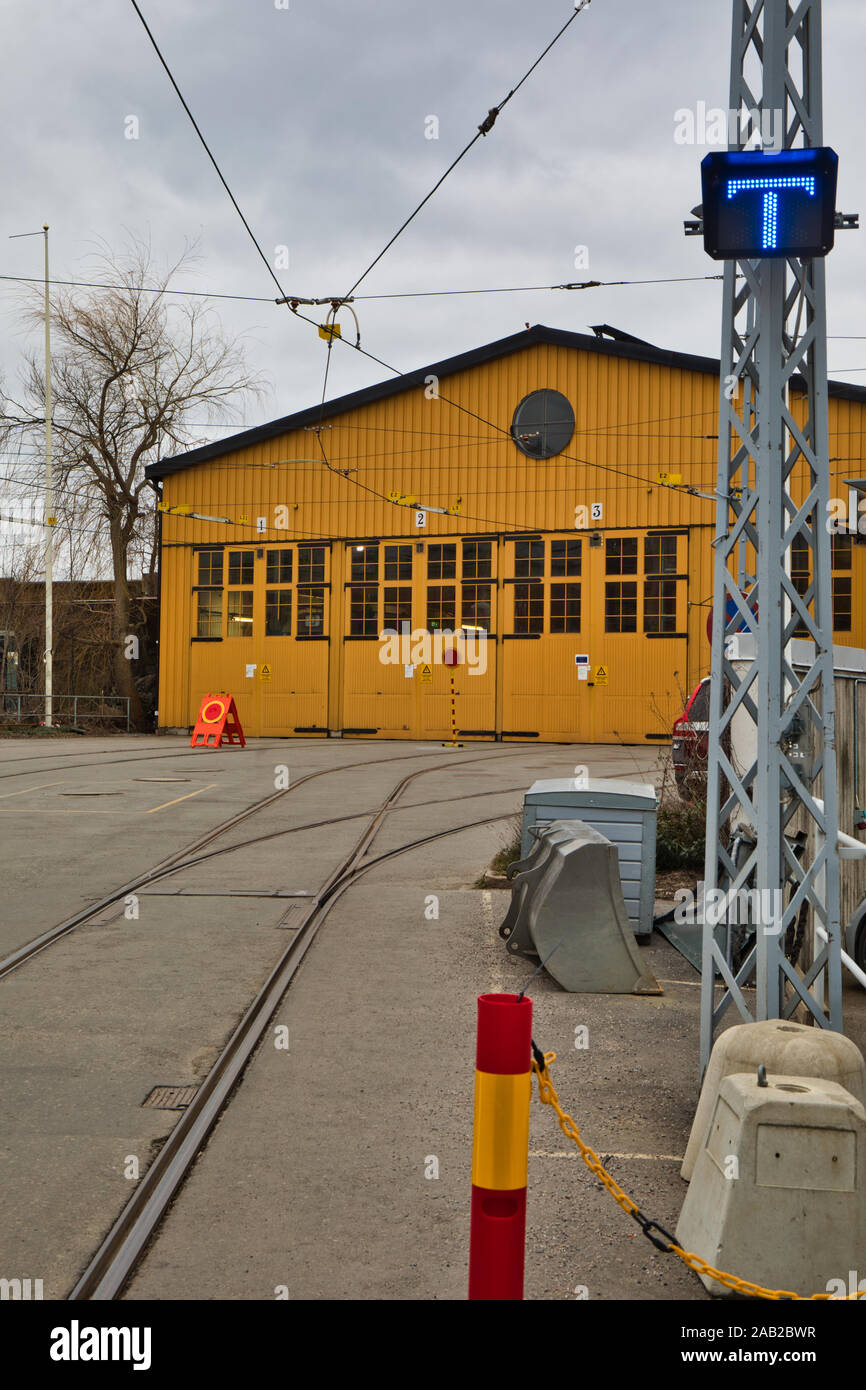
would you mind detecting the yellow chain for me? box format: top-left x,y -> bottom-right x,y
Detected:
531,1050 -> 865,1302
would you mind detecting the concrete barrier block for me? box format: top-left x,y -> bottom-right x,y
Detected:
676,1072 -> 866,1298
682,1020 -> 866,1180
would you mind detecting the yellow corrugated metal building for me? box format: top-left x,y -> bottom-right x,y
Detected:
146,324 -> 866,743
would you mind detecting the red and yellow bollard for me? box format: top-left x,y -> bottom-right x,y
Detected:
468,992 -> 533,1300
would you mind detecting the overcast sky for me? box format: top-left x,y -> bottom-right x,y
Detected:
1,0 -> 865,509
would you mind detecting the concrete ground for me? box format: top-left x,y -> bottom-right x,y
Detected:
124,838 -> 707,1302
2,734 -> 864,1302
0,735 -> 657,1298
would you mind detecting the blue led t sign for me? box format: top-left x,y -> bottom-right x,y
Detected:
701,148 -> 838,260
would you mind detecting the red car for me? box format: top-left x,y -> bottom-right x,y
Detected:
672,677 -> 710,795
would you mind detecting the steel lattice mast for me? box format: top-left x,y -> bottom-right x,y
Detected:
699,0 -> 842,1071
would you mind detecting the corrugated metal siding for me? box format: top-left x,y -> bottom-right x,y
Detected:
159,346 -> 724,544
157,342 -> 866,738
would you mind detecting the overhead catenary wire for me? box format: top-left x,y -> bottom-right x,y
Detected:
146,442 -> 722,473
14,0 -> 862,546
5,401 -> 857,536
1,5 -> 298,571
353,274 -> 727,300
287,259 -> 865,512
0,274 -> 275,303
121,0 -> 727,533
22,466 -> 862,514
287,302 -> 729,511
127,0 -> 289,302
337,0 -> 595,301
14,449 -> 857,547
2,267 -> 866,371
0,271 -> 725,303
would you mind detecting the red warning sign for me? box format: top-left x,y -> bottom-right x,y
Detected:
190,693 -> 245,749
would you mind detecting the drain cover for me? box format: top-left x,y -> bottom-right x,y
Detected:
142,1085 -> 198,1110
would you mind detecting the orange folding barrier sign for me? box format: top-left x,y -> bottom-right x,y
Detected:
190,693 -> 245,748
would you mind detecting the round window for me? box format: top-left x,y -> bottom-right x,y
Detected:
511,389 -> 575,459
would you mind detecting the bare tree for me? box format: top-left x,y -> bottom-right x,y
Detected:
1,238 -> 266,727
0,541 -> 43,701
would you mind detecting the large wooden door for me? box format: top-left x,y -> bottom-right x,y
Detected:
188,543 -> 330,736
586,530 -> 689,743
340,539 -> 497,739
500,536 -> 589,741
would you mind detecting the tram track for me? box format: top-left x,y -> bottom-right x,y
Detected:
66,752 -> 523,1299
0,737 -> 654,783
0,734 -> 484,781
0,746 -> 525,980
0,740 -> 291,782
0,741 -> 661,1298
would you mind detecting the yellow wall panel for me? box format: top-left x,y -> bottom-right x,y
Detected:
154,338 -> 866,741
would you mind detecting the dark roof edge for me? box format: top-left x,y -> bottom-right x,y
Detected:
145,323 -> 866,480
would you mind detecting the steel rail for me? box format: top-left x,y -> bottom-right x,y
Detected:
50,781 -> 529,922
0,741 -> 294,781
169,780 -> 530,877
68,757 -> 519,1299
0,732 -> 515,780
0,746 -> 518,981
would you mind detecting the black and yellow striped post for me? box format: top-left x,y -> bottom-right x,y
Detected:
443,645 -> 463,748
468,992 -> 532,1300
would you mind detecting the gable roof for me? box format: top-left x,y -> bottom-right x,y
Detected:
145,322 -> 866,481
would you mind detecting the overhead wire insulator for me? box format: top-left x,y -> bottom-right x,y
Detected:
320,301 -> 361,347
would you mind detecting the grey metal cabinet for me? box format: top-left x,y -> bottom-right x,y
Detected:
521,778 -> 658,937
